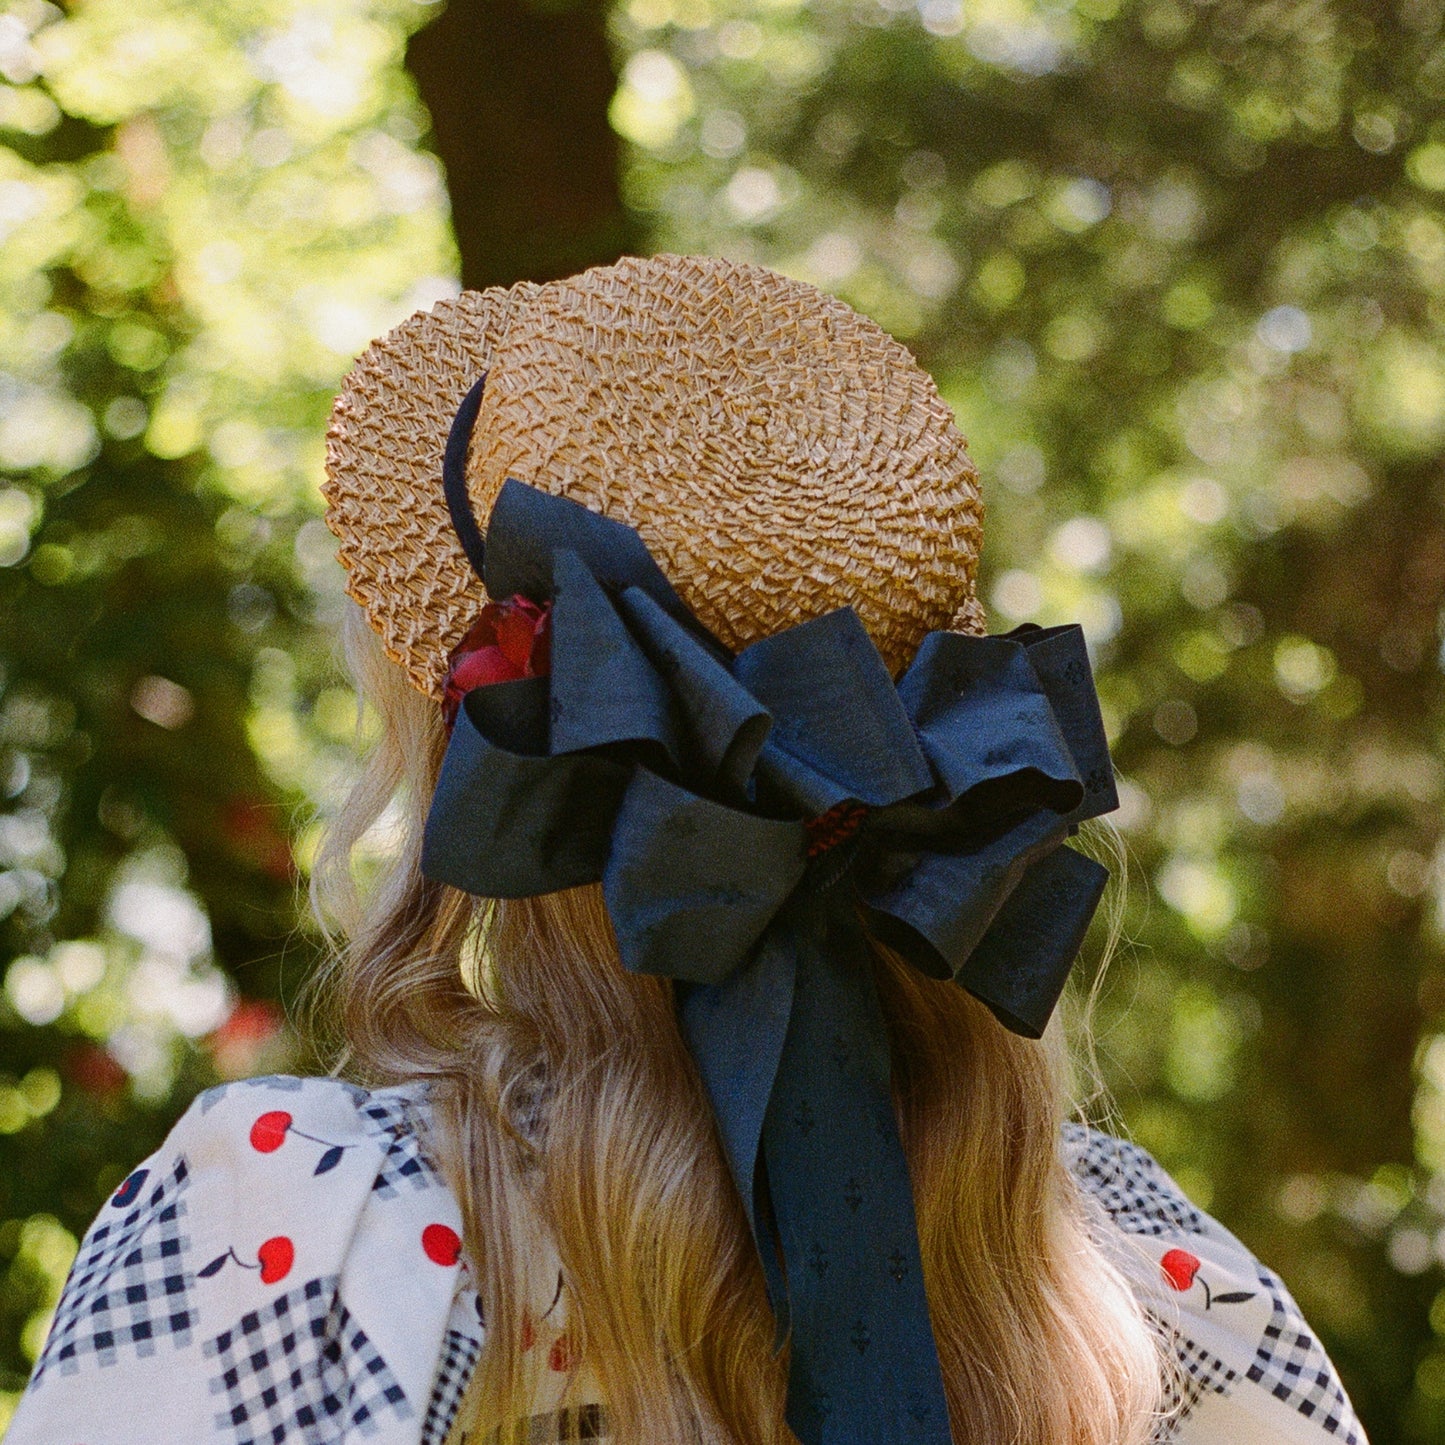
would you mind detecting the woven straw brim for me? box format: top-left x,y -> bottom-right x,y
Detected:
323,285 -> 538,697
325,255 -> 985,698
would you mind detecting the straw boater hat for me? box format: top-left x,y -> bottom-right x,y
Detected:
322,253 -> 985,694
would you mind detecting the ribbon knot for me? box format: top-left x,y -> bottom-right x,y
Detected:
422,475 -> 1120,1445
805,802 -> 870,859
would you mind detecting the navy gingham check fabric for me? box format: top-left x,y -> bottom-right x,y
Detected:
9,1077 -> 471,1444
1150,1326 -> 1238,1437
1244,1263 -> 1362,1442
1066,1122 -> 1365,1444
34,1157 -> 194,1380
1062,1122 -> 1207,1238
422,1328 -> 482,1445
358,1091 -> 443,1199
203,1274 -> 412,1443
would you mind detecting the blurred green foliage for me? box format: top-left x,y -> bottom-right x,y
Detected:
0,0 -> 454,1428
610,1 -> 1445,1433
1,0 -> 1443,1440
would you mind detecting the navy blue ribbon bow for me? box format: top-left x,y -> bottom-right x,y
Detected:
423,383 -> 1119,1445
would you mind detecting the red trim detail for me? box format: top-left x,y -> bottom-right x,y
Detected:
804,802 -> 870,859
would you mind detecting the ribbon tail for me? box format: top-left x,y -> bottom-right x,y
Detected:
762,903 -> 952,1445
676,932 -> 797,1327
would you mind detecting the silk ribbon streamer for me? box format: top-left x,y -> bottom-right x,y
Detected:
422,475 -> 1120,1445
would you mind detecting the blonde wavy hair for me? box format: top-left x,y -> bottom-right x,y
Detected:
310,603 -> 1169,1444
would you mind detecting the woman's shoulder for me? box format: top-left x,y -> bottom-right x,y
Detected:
10,1082 -> 1366,1445
176,1072 -> 449,1198
1062,1121 -> 1366,1445
6,1073 -> 484,1445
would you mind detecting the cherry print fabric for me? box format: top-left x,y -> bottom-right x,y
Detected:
5,1076 -> 1365,1444
6,1076 -> 483,1445
1062,1125 -> 1367,1444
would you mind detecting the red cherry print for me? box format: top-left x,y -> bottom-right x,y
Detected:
257,1236 -> 295,1284
520,1315 -> 536,1352
111,1168 -> 149,1208
422,1222 -> 462,1266
1160,1248 -> 1201,1292
548,1335 -> 574,1373
249,1111 -> 292,1153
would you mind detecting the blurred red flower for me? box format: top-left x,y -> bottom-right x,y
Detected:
63,1042 -> 128,1099
222,796 -> 295,881
207,998 -> 284,1080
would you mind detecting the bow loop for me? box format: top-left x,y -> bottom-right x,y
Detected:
614,586 -> 773,794
425,678 -> 629,898
484,477 -> 700,633
851,620 -> 1119,1034
548,551 -> 678,763
734,609 -> 934,814
892,627 -> 1103,825
604,770 -> 806,985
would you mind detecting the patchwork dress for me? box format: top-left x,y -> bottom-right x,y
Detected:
4,1075 -> 1367,1445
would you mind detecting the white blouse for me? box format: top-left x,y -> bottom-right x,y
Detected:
4,1075 -> 1367,1445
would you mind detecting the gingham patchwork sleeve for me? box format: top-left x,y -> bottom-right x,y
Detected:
1063,1123 -> 1369,1445
5,1075 -> 485,1445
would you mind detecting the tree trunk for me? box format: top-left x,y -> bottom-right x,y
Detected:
405,0 -> 639,290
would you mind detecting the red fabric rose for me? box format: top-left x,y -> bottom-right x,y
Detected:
442,595 -> 552,729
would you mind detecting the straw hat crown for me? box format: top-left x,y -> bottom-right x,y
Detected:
324,254 -> 984,697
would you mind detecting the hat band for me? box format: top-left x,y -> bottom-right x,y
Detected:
443,374 -> 490,581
